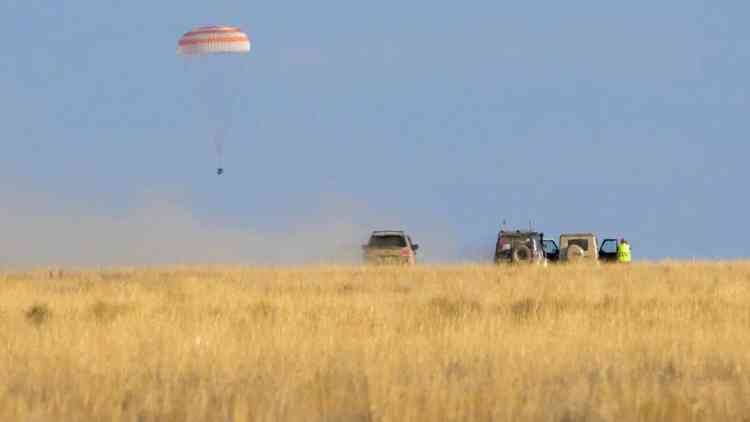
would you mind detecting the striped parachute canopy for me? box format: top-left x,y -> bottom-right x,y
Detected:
178,25 -> 252,173
177,26 -> 251,56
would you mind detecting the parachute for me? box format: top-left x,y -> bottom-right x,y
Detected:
177,26 -> 252,174
177,26 -> 251,56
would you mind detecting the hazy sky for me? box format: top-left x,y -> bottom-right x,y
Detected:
2,1 -> 748,265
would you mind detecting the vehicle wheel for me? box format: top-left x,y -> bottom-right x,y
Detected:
512,245 -> 532,263
566,245 -> 585,261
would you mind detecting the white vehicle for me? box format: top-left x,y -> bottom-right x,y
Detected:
362,231 -> 420,265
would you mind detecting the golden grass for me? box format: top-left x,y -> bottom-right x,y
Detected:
1,262 -> 750,421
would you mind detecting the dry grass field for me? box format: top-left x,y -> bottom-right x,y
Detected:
1,262 -> 749,421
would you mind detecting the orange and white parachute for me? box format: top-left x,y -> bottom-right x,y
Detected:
177,26 -> 251,56
177,25 -> 252,173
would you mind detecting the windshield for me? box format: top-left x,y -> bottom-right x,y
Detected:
369,235 -> 407,248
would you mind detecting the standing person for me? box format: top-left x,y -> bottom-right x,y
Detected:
617,239 -> 632,263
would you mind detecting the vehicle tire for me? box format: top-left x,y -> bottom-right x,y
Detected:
512,245 -> 532,263
566,245 -> 585,261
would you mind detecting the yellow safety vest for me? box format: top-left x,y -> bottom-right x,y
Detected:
617,243 -> 632,263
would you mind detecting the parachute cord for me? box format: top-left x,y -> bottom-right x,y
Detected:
214,124 -> 226,149
215,136 -> 224,170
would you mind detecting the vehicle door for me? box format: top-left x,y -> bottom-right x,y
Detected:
543,239 -> 560,262
599,239 -> 619,262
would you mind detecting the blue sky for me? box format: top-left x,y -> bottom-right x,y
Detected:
1,1 -> 748,264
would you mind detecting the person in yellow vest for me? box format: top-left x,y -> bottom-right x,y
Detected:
617,239 -> 632,263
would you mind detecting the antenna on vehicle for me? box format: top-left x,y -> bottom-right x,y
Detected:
529,220 -> 533,231
501,219 -> 507,230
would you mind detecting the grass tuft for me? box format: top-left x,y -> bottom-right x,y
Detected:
510,297 -> 541,321
90,300 -> 131,323
427,296 -> 482,320
25,303 -> 51,325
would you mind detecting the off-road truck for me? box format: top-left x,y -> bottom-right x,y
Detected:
362,230 -> 419,265
543,234 -> 619,263
494,230 -> 547,264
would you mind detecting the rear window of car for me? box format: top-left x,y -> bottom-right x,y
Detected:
568,239 -> 590,251
497,235 -> 541,252
369,235 -> 407,248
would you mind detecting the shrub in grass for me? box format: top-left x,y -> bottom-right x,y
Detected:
26,304 -> 50,325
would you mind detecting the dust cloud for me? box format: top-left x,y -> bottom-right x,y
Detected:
0,189 -> 457,269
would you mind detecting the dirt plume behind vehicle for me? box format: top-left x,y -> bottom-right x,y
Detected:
0,188 -> 459,268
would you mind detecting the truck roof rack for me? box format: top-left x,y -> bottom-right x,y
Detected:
372,230 -> 405,235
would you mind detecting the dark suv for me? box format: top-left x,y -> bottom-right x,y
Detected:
494,230 -> 547,264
